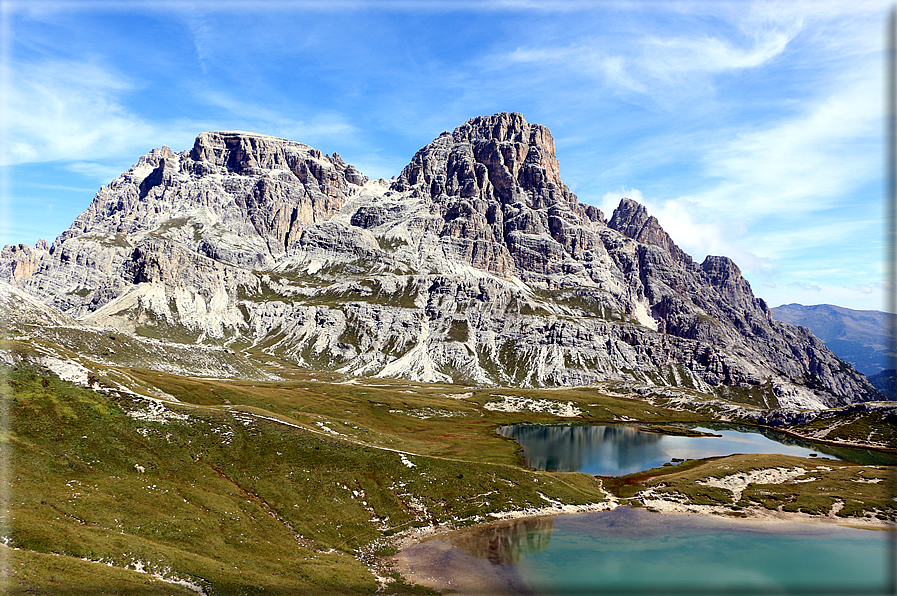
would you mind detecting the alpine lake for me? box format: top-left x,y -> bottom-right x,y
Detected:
397,424 -> 897,595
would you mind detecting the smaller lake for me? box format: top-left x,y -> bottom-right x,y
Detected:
497,424 -> 897,476
396,507 -> 894,596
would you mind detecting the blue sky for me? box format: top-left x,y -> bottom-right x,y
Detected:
0,0 -> 889,311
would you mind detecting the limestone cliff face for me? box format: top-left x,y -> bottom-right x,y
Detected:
0,240 -> 49,282
0,113 -> 879,409
608,198 -> 690,267
8,133 -> 365,317
65,133 -> 364,260
389,112 -> 603,280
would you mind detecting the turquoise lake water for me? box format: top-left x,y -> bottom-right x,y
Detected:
396,424 -> 897,595
401,507 -> 895,595
496,423 -> 897,476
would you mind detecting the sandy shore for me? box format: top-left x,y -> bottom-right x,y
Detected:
391,479 -> 892,552
636,497 -> 895,529
387,500 -> 616,595
391,498 -> 892,555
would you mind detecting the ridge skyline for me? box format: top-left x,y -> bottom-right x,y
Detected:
8,113 -> 886,318
0,111 -> 878,407
2,2 -> 885,313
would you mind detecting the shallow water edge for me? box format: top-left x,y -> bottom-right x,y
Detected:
389,504 -> 895,596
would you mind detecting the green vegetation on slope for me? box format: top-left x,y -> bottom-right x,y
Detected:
790,408 -> 897,447
3,364 -> 612,595
2,347 -> 894,594
603,453 -> 895,520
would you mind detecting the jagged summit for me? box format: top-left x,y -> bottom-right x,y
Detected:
395,112 -> 581,209
48,129 -> 368,271
609,198 -> 691,267
0,112 -> 880,408
381,112 -> 603,280
189,130 -> 366,183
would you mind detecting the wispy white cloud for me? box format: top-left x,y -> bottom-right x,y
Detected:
505,7 -> 802,104
2,57 -> 360,170
692,65 -> 880,217
789,281 -> 822,293
186,9 -> 214,75
63,161 -> 135,183
762,279 -> 887,310
3,0 -> 892,310
13,181 -> 97,193
581,4 -> 885,311
640,25 -> 797,80
1,59 -> 172,166
4,1 -> 696,16
508,46 -> 646,93
195,91 -> 360,151
749,218 -> 881,261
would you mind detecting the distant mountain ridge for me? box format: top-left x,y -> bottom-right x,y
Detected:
770,303 -> 893,377
868,369 -> 897,400
0,112 -> 880,410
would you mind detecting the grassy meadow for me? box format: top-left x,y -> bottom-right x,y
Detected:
1,347 -> 894,594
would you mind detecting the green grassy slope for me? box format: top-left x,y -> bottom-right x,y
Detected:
2,355 -> 894,594
3,365 -> 612,595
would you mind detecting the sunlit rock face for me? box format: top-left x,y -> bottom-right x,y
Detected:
0,113 -> 879,407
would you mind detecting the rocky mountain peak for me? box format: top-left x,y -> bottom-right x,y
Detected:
608,198 -> 691,267
0,129 -> 380,318
451,111 -> 533,143
699,255 -> 760,310
394,112 -> 575,210
189,131 -> 367,185
0,113 -> 880,409
375,112 -> 605,280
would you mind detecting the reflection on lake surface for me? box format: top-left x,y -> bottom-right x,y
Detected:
448,516 -> 554,566
398,508 -> 894,596
497,423 -> 897,476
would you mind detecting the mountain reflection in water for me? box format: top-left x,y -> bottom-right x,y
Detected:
495,423 -> 897,476
497,424 -> 663,473
448,516 -> 555,565
397,508 -> 892,595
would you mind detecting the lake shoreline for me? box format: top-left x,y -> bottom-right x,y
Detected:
390,500 -> 616,552
387,501 -> 894,595
635,497 -> 895,530
773,424 -> 897,453
391,498 -> 894,552
389,422 -> 895,594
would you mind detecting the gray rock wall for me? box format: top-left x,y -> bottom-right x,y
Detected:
0,113 -> 879,409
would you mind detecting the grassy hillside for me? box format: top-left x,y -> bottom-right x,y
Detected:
2,355 -> 894,594
3,363 -> 618,594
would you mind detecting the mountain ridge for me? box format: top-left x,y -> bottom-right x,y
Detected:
0,112 -> 880,410
771,303 -> 894,377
